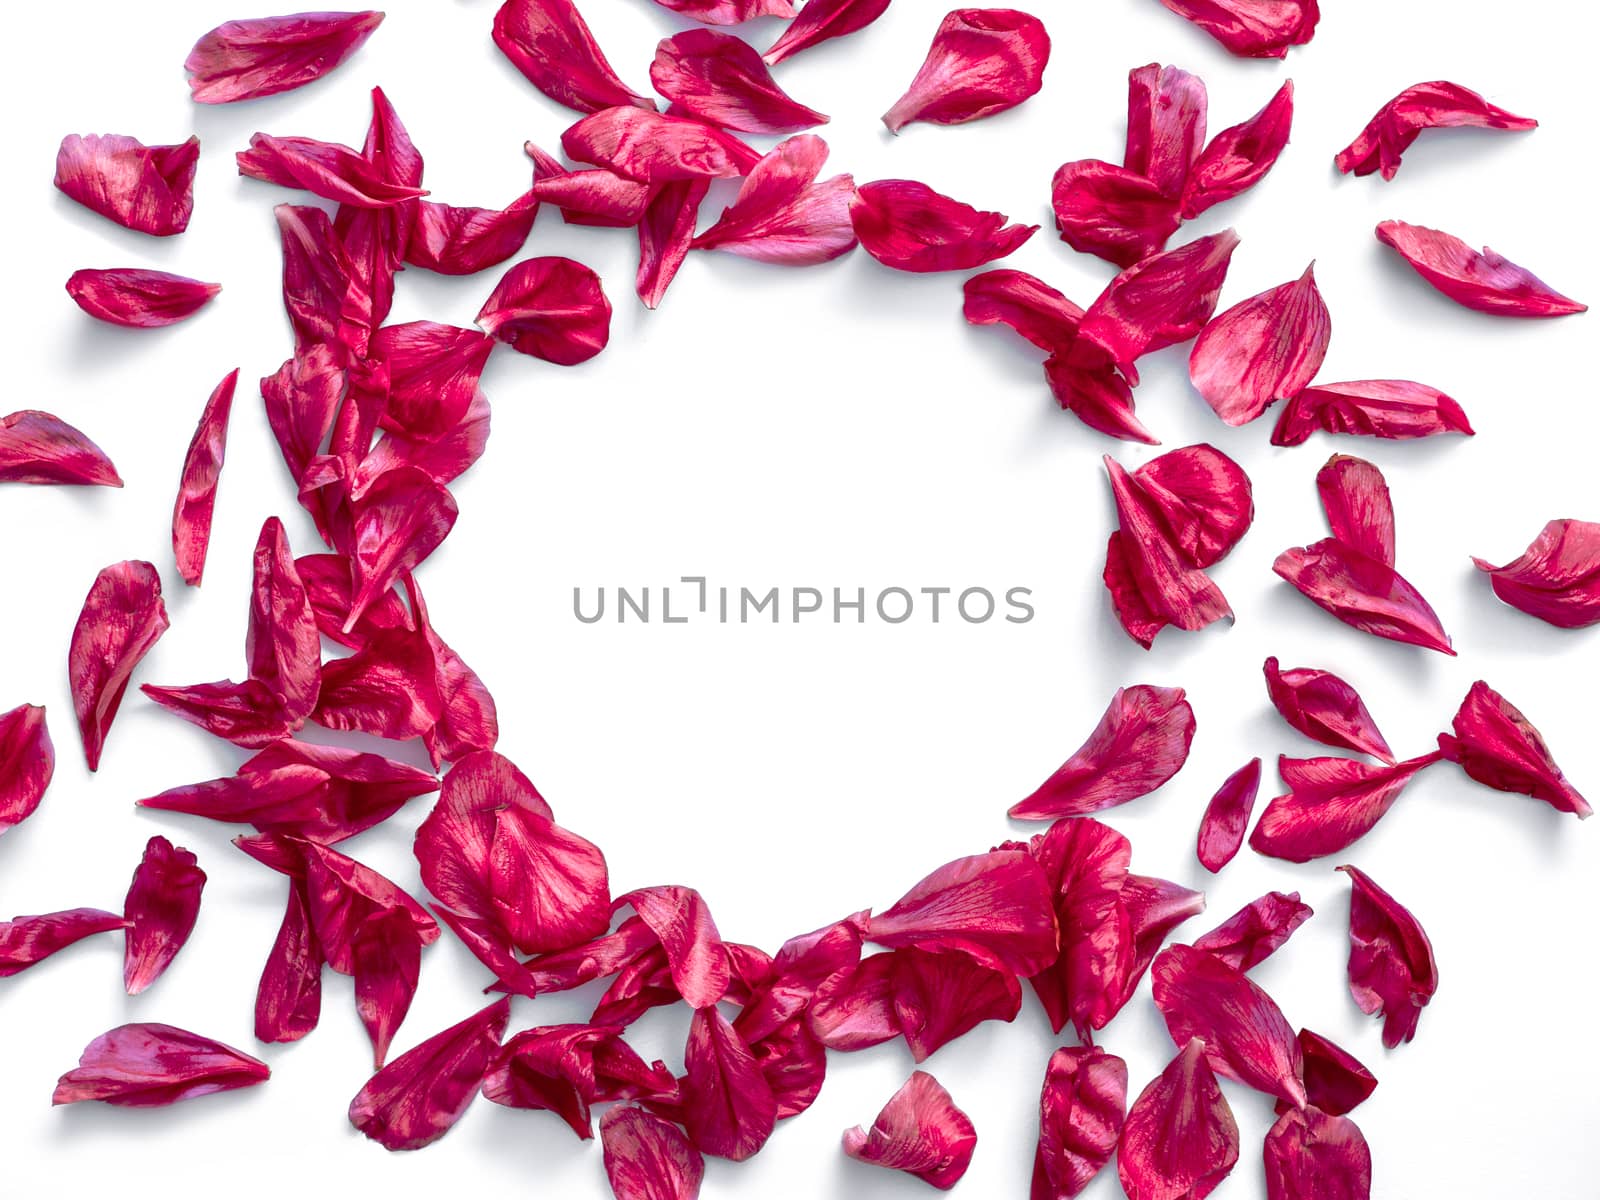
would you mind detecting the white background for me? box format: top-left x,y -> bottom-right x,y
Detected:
4,1 -> 1597,1196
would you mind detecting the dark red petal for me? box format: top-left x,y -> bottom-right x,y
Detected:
405,194 -> 540,276
1044,356 -> 1156,445
1292,1029 -> 1377,1116
1264,1106 -> 1373,1200
1131,443 -> 1255,568
0,410 -> 122,486
531,156 -> 658,227
1317,454 -> 1395,567
262,346 -> 345,485
653,29 -> 827,134
1151,944 -> 1306,1107
122,835 -> 205,995
1195,757 -> 1263,872
1274,539 -> 1454,654
1192,891 -> 1311,972
842,1070 -> 976,1190
345,467 -> 457,632
1338,865 -> 1436,1048
172,369 -> 238,586
1031,1045 -> 1127,1200
881,9 -> 1050,132
682,1006 -> 777,1161
54,133 -> 199,236
735,915 -> 866,1044
276,205 -> 361,355
764,0 -> 891,65
476,256 -> 612,364
297,552 -> 410,649
1336,81 -> 1536,180
53,1024 -> 268,1106
652,0 -> 797,23
371,322 -> 495,441
637,178 -> 710,309
562,107 -> 761,182
851,179 -> 1035,272
1263,656 -> 1395,763
1182,80 -> 1294,218
65,268 -> 219,328
1250,752 -> 1443,862
1124,62 -> 1209,196
963,269 -> 1083,351
618,886 -> 730,1008
1077,230 -> 1239,368
1438,680 -> 1591,818
348,998 -> 510,1150
1473,519 -> 1600,629
0,704 -> 53,835
354,907 -> 423,1068
689,133 -> 857,266
314,625 -> 444,741
360,393 -> 491,496
600,1105 -> 705,1200
403,577 -> 499,769
1025,817 -> 1132,1037
186,11 -> 383,103
892,941 -> 1023,1060
1272,379 -> 1473,447
68,560 -> 169,770
1114,875 -> 1206,1012
238,134 -> 428,209
1012,684 -> 1196,818
1155,0 -> 1319,59
492,0 -> 656,115
1,908 -> 127,977
485,1024 -> 673,1137
1117,1038 -> 1240,1200
750,1014 -> 827,1119
1050,160 -> 1181,269
256,880 -> 323,1043
1190,264 -> 1330,426
1376,220 -> 1585,317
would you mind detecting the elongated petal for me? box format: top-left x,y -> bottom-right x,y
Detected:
1117,1038 -> 1239,1200
262,345 -> 345,484
1438,680 -> 1590,818
601,1105 -> 705,1199
1025,817 -> 1131,1037
1376,220 -> 1585,317
1,908 -> 127,977
1294,1029 -> 1377,1116
1264,1106 -> 1373,1200
1250,752 -> 1443,862
764,0 -> 891,64
562,108 -> 761,182
354,907 -> 423,1067
0,410 -> 121,486
0,704 -> 53,835
1317,454 -> 1395,567
239,134 -> 428,209
66,268 -> 219,328
1196,757 -> 1263,872
654,30 -> 827,134
618,886 -> 730,1008
683,1006 -> 777,1161
882,9 -> 1050,132
122,836 -> 205,995
1031,1046 -> 1127,1200
1050,160 -> 1181,269
186,11 -> 383,102
53,1024 -> 268,1106
1337,865 -> 1436,1048
1155,0 -> 1319,59
1183,81 -> 1294,218
69,560 -> 169,770
843,1070 -> 976,1189
1336,81 -> 1536,181
1272,379 -> 1472,447
1044,355 -> 1155,444
1124,63 -> 1208,197
401,577 -> 499,769
173,369 -> 238,585
1263,657 -> 1394,763
1193,891 -> 1311,972
492,0 -> 655,115
477,256 -> 611,365
275,205 -> 358,354
405,194 -> 540,276
1077,230 -> 1239,367
1190,264 -> 1329,426
256,880 -> 323,1043
852,179 -> 1034,272
690,133 -> 856,266
55,133 -> 199,236
1274,539 -> 1453,654
1474,519 -> 1600,629
962,269 -> 1082,351
636,178 -> 709,309
530,155 -> 657,227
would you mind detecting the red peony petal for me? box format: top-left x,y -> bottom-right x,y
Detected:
314,624 -> 444,742
1272,379 -> 1473,447
275,205 -> 360,355
1438,680 -> 1590,818
238,134 -> 429,210
1182,80 -> 1294,218
1031,1045 -> 1127,1200
297,552 -> 411,649
54,133 -> 199,237
749,1014 -> 826,1119
1117,876 -> 1206,1003
636,178 -> 710,309
601,1105 -> 705,1200
1050,160 -> 1181,269
1263,1106 -> 1373,1200
1375,220 -> 1585,317
1154,0 -> 1319,59
492,0 -> 656,115
65,268 -> 219,328
1473,519 -> 1600,629
1024,817 -> 1131,1037
371,322 -> 495,441
617,886 -> 730,1008
1263,656 -> 1395,763
1192,891 -> 1311,972
0,704 -> 53,836
354,907 -> 423,1068
1012,684 -> 1196,819
764,0 -> 891,65
962,269 -> 1083,351
1250,752 -> 1443,862
1318,454 -> 1395,567
68,560 -> 169,771
808,950 -> 899,1050
1189,264 -> 1330,426
53,1024 -> 268,1106
1043,355 -> 1155,444
842,1070 -> 976,1190
256,880 -> 324,1043
1133,443 -> 1256,567
1117,1038 -> 1240,1200
405,193 -> 540,276
1076,230 -> 1239,368
851,179 -> 1035,272
402,577 -> 499,769
344,467 -> 457,632
349,998 -> 510,1150
1274,539 -> 1454,654
529,153 -> 658,227
891,941 -> 1023,1061
122,835 -> 205,995
186,11 -> 383,103
682,1005 -> 778,1161
1336,865 -> 1436,1048
1335,81 -> 1536,181
1152,944 -> 1306,1107
689,133 -> 857,266
1292,1029 -> 1377,1116
0,410 -> 121,487
653,30 -> 827,134
652,0 -> 797,23
333,86 -> 422,340
485,1024 -> 673,1138
735,916 -> 866,1044
1124,63 -> 1208,198
476,256 -> 612,365
262,345 -> 345,485
360,393 -> 491,496
882,9 -> 1050,133
562,107 -> 761,182
1,908 -> 127,977
1195,757 -> 1263,872
172,369 -> 238,586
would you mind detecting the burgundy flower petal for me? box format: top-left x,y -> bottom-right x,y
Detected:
1293,1029 -> 1377,1116
892,941 -> 1023,1060
851,178 -> 1035,272
68,560 -> 169,771
881,9 -> 1050,133
764,0 -> 891,65
1473,519 -> 1600,629
1132,443 -> 1256,568
1264,1106 -> 1373,1200
1155,0 -> 1319,59
652,0 -> 797,23
256,880 -> 324,1043
808,951 -> 899,1050
749,1015 -> 826,1119
1196,757 -> 1263,873
1152,944 -> 1306,1107
1123,63 -> 1209,197
0,410 -> 122,487
1115,876 -> 1207,1010
297,552 -> 410,649
1263,657 -> 1395,763
492,0 -> 655,115
1192,891 -> 1311,972
962,269 -> 1083,351
345,467 -> 457,632
1250,752 -> 1443,862
1077,230 -> 1239,368
601,1106 -> 705,1200
653,30 -> 827,134
1117,1038 -> 1240,1200
360,394 -> 491,496
333,86 -> 422,339
186,11 -> 383,103
618,886 -> 730,1008
1274,539 -> 1454,654
405,194 -> 540,276
530,157 -> 657,227
354,907 -> 423,1067
1031,1045 -> 1127,1200
1190,264 -> 1330,426
1182,80 -> 1294,218
275,205 -> 360,355
1376,220 -> 1585,317
1012,684 -> 1196,818
735,915 -> 866,1043
371,322 -> 495,441
1438,680 -> 1590,818
637,178 -> 710,309
1337,865 -> 1437,1048
562,107 -> 761,182
842,1070 -> 976,1190
403,577 -> 499,769
1050,160 -> 1182,269
476,256 -> 612,365
1272,379 -> 1473,447
54,133 -> 199,236
238,134 -> 429,210
1025,817 -> 1131,1037
172,369 -> 238,586
0,704 -> 53,835
484,1024 -> 673,1137
349,998 -> 510,1150
1,908 -> 127,977
65,268 -> 219,328
1317,454 -> 1395,567
1336,81 -> 1536,181
53,1024 -> 268,1106
262,345 -> 345,484
314,625 -> 444,741
122,835 -> 206,995
682,1005 -> 778,1161
689,133 -> 857,265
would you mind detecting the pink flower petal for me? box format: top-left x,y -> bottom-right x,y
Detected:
653,29 -> 827,134
1473,519 -> 1600,629
1318,454 -> 1395,567
0,704 -> 53,836
1274,539 -> 1454,654
360,394 -> 491,496
54,133 -> 199,236
1123,62 -> 1209,198
842,1070 -> 976,1190
1182,80 -> 1294,218
1438,680 -> 1590,818
891,941 -> 1023,1060
881,9 -> 1050,133
1154,0 -> 1319,59
344,467 -> 457,632
1116,875 -> 1207,1009
65,268 -> 219,328
1292,1029 -> 1377,1116
172,369 -> 238,586
1031,1045 -> 1127,1200
682,1005 -> 778,1161
1050,160 -> 1181,268
313,624 -> 444,742
529,149 -> 658,227
735,916 -> 867,1044
1043,355 -> 1155,444
1263,1106 -> 1373,1200
1190,264 -> 1330,426
1,908 -> 127,977
403,576 -> 499,769
562,107 -> 761,182
371,322 -> 495,440
600,1105 -> 705,1200
962,268 -> 1083,351
1376,220 -> 1585,317
1272,379 -> 1473,447
405,193 -> 540,276
122,835 -> 205,995
1263,656 -> 1395,763
354,907 -> 423,1068
262,345 -> 345,485
851,179 -> 1035,272
256,880 -> 323,1043
485,1025 -> 674,1138
690,134 -> 857,266
186,11 -> 383,103
764,0 -> 891,65
68,560 -> 169,771
1249,752 -> 1444,862
238,133 -> 428,209
1192,890 -> 1311,972
53,1024 -> 268,1106
637,178 -> 710,309
1336,865 -> 1437,1048
476,256 -> 612,365
749,1015 -> 826,1119
652,0 -> 797,23
1117,1038 -> 1240,1200
0,410 -> 121,487
275,204 -> 360,355
1133,443 -> 1256,567
1336,81 -> 1536,181
1076,230 -> 1239,368
1195,757 -> 1263,872
808,951 -> 899,1050
617,886 -> 730,1008
492,0 -> 656,115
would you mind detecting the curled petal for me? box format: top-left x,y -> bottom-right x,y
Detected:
314,625 -> 444,741
735,916 -> 866,1044
405,194 -> 540,276
1043,356 -> 1154,444
601,1106 -> 705,1199
173,369 -> 238,585
262,345 -> 345,484
360,393 -> 491,495
1050,160 -> 1181,269
530,155 -> 657,227
1272,379 -> 1473,447
1025,817 -> 1131,1037
1336,81 -> 1536,181
1182,80 -> 1294,218
0,704 -> 53,835
53,1024 -> 268,1106
637,178 -> 710,309
809,951 -> 899,1050
477,257 -> 612,365
652,0 -> 797,23
962,269 -> 1083,351
689,134 -> 857,266
1077,230 -> 1239,368
1155,0 -> 1319,59
842,1070 -> 976,1189
682,1006 -> 777,1161
1264,1106 -> 1373,1200
561,107 -> 761,182
54,133 -> 199,236
1473,519 -> 1600,629
0,410 -> 121,487
1249,752 -> 1444,862
1132,443 -> 1255,567
653,30 -> 827,134
1032,1045 -> 1127,1200
186,11 -> 383,103
256,881 -> 323,1043
1263,656 -> 1394,763
1317,454 -> 1395,567
1337,865 -> 1436,1048
68,560 -> 169,770
371,322 -> 494,441
485,1025 -> 673,1137
404,577 -> 499,768
275,204 -> 360,355
1,908 -> 127,977
1376,220 -> 1585,317
882,9 -> 1050,133
764,0 -> 891,65
618,886 -> 730,1008
1190,264 -> 1330,426
1117,1038 -> 1240,1200
65,268 -> 218,328
238,134 -> 428,209
1195,757 -> 1263,873
1438,680 -> 1590,818
123,836 -> 206,995
1192,891 -> 1311,972
1294,1029 -> 1377,1116
492,0 -> 655,115
1274,539 -> 1453,654
1124,63 -> 1208,198
346,468 -> 457,632
851,179 -> 1035,272
892,941 -> 1023,1060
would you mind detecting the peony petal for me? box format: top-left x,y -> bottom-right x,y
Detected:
735,915 -> 866,1044
275,204 -> 361,355
1025,817 -> 1132,1037
238,134 -> 429,209
617,886 -> 730,1008
1263,656 -> 1395,763
345,467 -> 457,632
881,9 -> 1050,133
1438,680 -> 1590,818
314,624 -> 444,741
1337,865 -> 1436,1048
186,11 -> 383,103
298,552 -> 411,649
851,179 -> 1035,272
1274,539 -> 1454,654
682,1005 -> 778,1161
601,1105 -> 705,1199
402,577 -> 499,769
637,178 -> 710,309
332,86 -> 422,340
405,193 -> 540,276
360,393 -> 492,496
1154,0 -> 1319,59
492,0 -> 656,115
764,0 -> 891,65
53,1024 -> 268,1106
1376,220 -> 1585,317
65,268 -> 219,328
842,1070 -> 976,1189
476,256 -> 612,365
371,322 -> 495,441
962,269 -> 1083,351
1292,1029 -> 1377,1116
54,133 -> 199,236
1317,454 -> 1395,567
808,951 -> 899,1051
0,411 -> 120,487
1336,81 -> 1536,181
1031,1045 -> 1127,1200
68,560 -> 169,770
653,30 -> 828,134
1,908 -> 127,977
1182,80 -> 1294,218
1131,443 -> 1255,568
1123,63 -> 1208,197
1250,752 -> 1444,862
689,133 -> 857,266
1195,757 -> 1263,872
485,1024 -> 673,1138
255,880 -> 323,1043
1043,355 -> 1156,444
1192,891 -> 1311,972
172,369 -> 238,586
1473,519 -> 1600,629
1117,1038 -> 1240,1200
1263,1106 -> 1373,1200
262,345 -> 345,485
561,107 -> 761,182
1272,379 -> 1473,447
0,704 -> 53,835
354,907 -> 423,1068
122,835 -> 206,995
1189,264 -> 1330,426
1115,875 -> 1207,1011
1077,230 -> 1239,368
1050,160 -> 1181,269
891,941 -> 1023,1061
652,0 -> 797,23
749,1014 -> 827,1119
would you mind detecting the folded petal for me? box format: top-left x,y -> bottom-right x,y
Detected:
1,908 -> 127,977
314,624 -> 445,741
735,915 -> 867,1043
239,134 -> 429,210
65,268 -> 219,328
682,1005 -> 778,1161
1473,519 -> 1600,629
1025,817 -> 1132,1037
882,9 -> 1050,132
1336,865 -> 1436,1048
808,951 -> 900,1050
68,560 -> 169,770
1192,891 -> 1311,972
1044,356 -> 1156,444
842,1070 -> 976,1189
492,0 -> 655,115
1182,80 -> 1294,218
1438,680 -> 1590,818
851,179 -> 1035,272
1155,0 -> 1319,59
1190,264 -> 1330,426
275,205 -> 361,355
1317,454 -> 1395,567
653,29 -> 827,134
562,107 -> 761,182
172,369 -> 238,586
1263,656 -> 1395,763
636,178 -> 710,309
618,886 -> 730,1008
1114,875 -> 1207,1012
1272,379 -> 1473,447
1195,757 -> 1263,873
601,1105 -> 705,1199
1132,443 -> 1256,567
1249,752 -> 1444,862
54,133 -> 199,236
122,835 -> 205,995
371,322 -> 495,441
345,467 -> 457,632
256,880 -> 324,1043
476,256 -> 612,365
186,11 -> 383,103
354,907 -> 423,1067
1050,160 -> 1181,268
891,940 -> 1023,1060
0,704 -> 53,836
652,0 -> 797,22
1293,1029 -> 1377,1116
962,269 -> 1083,351
53,1024 -> 268,1106
405,193 -> 540,276
1264,1106 -> 1373,1200
262,345 -> 346,484
360,394 -> 491,496
689,133 -> 857,265
1117,1038 -> 1240,1200
1124,63 -> 1209,196
1274,539 -> 1454,654
1335,81 -> 1536,181
485,1024 -> 673,1137
0,410 -> 121,487
529,152 -> 658,226
1376,220 -> 1585,317
749,1014 -> 826,1119
764,0 -> 891,65
1031,1045 -> 1127,1200
403,577 -> 500,769
1077,230 -> 1239,367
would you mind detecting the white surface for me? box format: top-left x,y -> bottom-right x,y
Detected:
4,1 -> 1597,1196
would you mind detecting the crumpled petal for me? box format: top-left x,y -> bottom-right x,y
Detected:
842,1070 -> 976,1190
334,86 -> 422,340
53,1024 -> 268,1106
562,107 -> 761,182
1117,1038 -> 1239,1200
1076,230 -> 1239,368
1024,817 -> 1131,1037
1012,684 -> 1196,818
735,915 -> 866,1044
891,941 -> 1024,1060
809,951 -> 898,1050
238,134 -> 429,210
1182,80 -> 1294,218
0,704 -> 53,835
1264,1106 -> 1373,1200
851,179 -> 1034,272
1376,220 -> 1585,317
1272,379 -> 1472,447
186,11 -> 383,103
653,0 -> 797,23
962,269 -> 1082,351
749,1015 -> 826,1118
690,134 -> 857,265
54,133 -> 199,236
1155,0 -> 1319,59
617,886 -> 731,1008
349,998 -> 510,1150
314,624 -> 444,741
122,835 -> 205,995
68,560 -> 169,770
65,268 -> 219,328
1263,656 -> 1395,763
1336,81 -> 1536,181
1,908 -> 127,977
653,30 -> 827,134
405,194 -> 540,276
344,467 -> 457,632
1189,264 -> 1330,426
1319,454 -> 1395,568
274,203 -> 361,359
636,178 -> 710,309
172,369 -> 238,586
370,322 -> 495,443
492,0 -> 656,115
1274,539 -> 1454,654
1438,680 -> 1590,818
1473,519 -> 1600,629
360,393 -> 491,496
601,1105 -> 705,1199
1293,1029 -> 1377,1116
476,256 -> 612,364
1124,63 -> 1208,197
1195,757 -> 1263,872
262,345 -> 345,484
0,411 -> 121,487
1050,160 -> 1181,269
1336,865 -> 1436,1048
401,576 -> 499,769
764,0 -> 891,65
1250,752 -> 1444,862
881,9 -> 1050,133
1031,1045 -> 1127,1200
484,1024 -> 673,1137
1192,891 -> 1311,972
354,907 -> 423,1067
1044,354 -> 1155,444
256,880 -> 323,1043
682,1005 -> 778,1161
